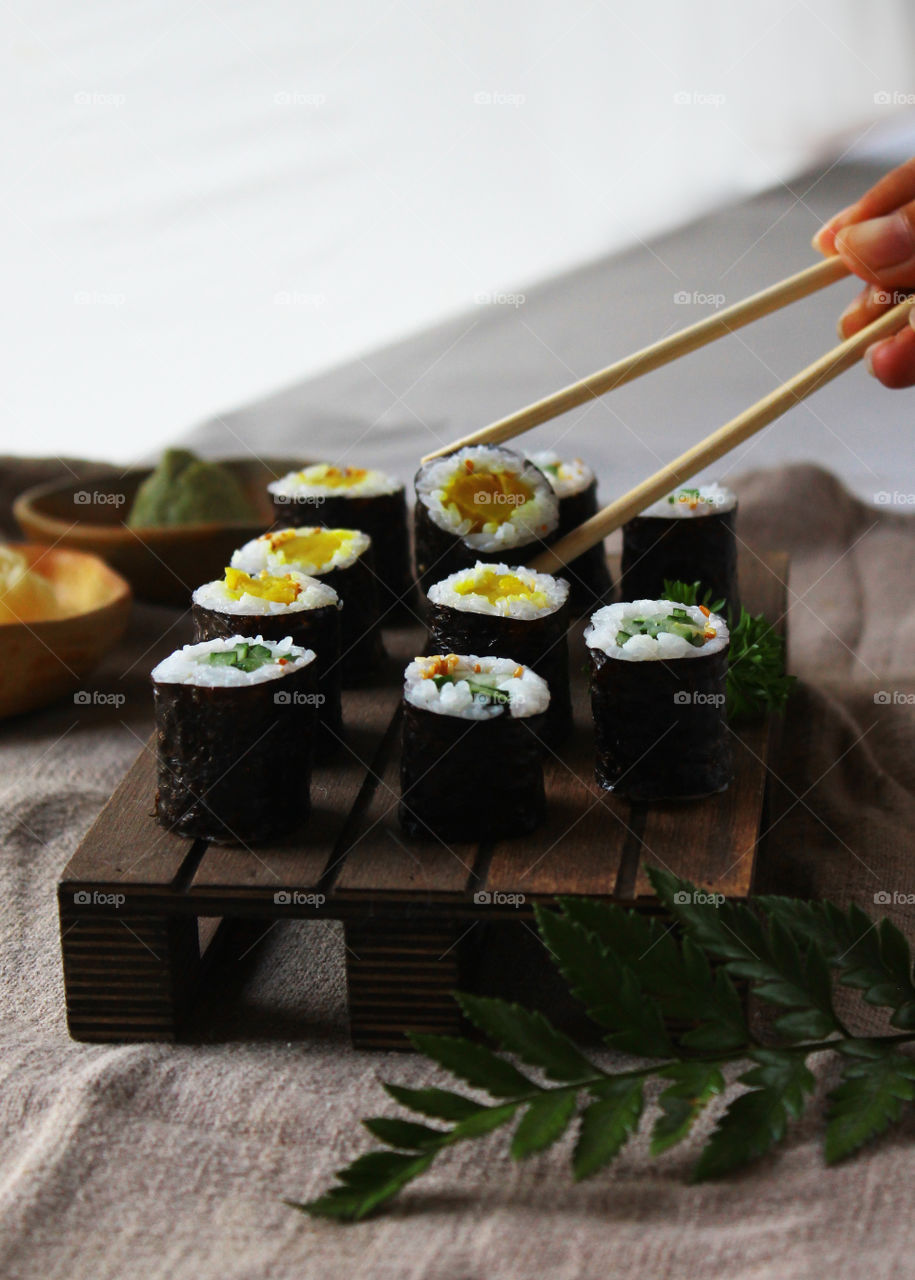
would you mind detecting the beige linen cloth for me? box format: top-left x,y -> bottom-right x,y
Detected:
2,458 -> 915,1280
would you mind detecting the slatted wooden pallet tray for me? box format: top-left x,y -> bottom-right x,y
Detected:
58,551 -> 787,1048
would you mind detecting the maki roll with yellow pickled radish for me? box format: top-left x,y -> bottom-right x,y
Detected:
527,450 -> 613,613
268,463 -> 411,612
426,561 -> 571,746
621,482 -> 738,612
399,654 -> 548,842
192,567 -> 342,741
586,599 -> 731,801
231,526 -> 384,684
413,446 -> 559,594
152,636 -> 317,843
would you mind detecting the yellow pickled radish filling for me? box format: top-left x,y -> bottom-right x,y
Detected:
0,546 -> 59,624
441,464 -> 533,533
453,567 -> 548,610
265,527 -> 357,571
223,567 -> 301,605
293,464 -> 368,489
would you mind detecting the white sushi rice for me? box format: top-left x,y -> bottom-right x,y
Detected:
231,527 -> 371,575
404,654 -> 550,720
639,482 -> 736,519
193,570 -> 338,616
416,446 -> 558,552
526,449 -> 594,499
152,635 -> 316,687
586,600 -> 729,662
427,561 -> 568,620
268,464 -> 402,500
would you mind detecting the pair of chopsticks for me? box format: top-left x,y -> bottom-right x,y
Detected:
421,257 -> 915,575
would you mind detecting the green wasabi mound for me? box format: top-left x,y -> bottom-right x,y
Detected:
127,449 -> 258,527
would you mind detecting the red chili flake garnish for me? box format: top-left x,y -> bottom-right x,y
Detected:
699,605 -> 710,617
464,459 -> 474,472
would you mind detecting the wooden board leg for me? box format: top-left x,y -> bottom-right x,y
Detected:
344,916 -> 468,1050
59,896 -> 201,1043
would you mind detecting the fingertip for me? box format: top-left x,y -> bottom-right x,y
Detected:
863,326 -> 915,388
812,205 -> 856,256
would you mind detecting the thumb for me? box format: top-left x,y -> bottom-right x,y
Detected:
835,205 -> 915,288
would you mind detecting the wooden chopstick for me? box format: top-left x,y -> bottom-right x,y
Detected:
422,256 -> 850,463
529,295 -> 914,576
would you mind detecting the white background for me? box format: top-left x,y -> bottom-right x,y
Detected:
3,0 -> 915,462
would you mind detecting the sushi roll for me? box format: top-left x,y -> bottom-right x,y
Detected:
192,567 -> 343,742
413,445 -> 559,595
152,635 -> 317,844
399,654 -> 548,843
526,450 -> 613,613
231,526 -> 384,684
268,463 -> 412,613
585,599 -> 731,801
426,561 -> 572,747
620,482 -> 739,613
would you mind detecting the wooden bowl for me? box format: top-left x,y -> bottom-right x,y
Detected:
0,545 -> 132,718
13,456 -> 305,607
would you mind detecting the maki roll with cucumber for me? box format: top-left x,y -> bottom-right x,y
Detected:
192,567 -> 343,741
586,599 -> 731,801
620,482 -> 739,612
152,635 -> 317,843
399,654 -> 549,843
526,449 -> 613,613
413,446 -> 559,595
268,463 -> 412,614
426,561 -> 572,747
231,526 -> 384,684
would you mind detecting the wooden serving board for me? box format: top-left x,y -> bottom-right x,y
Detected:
58,552 -> 787,1047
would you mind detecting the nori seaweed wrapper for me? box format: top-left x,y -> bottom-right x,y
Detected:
413,451 -> 556,596
399,701 -> 545,842
272,488 -> 413,615
153,659 -> 317,843
620,506 -> 739,613
426,600 -> 572,747
320,549 -> 386,684
588,644 -> 731,801
546,476 -> 614,614
192,601 -> 343,742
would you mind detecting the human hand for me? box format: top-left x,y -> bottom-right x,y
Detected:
814,158 -> 915,387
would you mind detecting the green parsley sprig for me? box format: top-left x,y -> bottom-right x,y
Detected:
662,579 -> 794,721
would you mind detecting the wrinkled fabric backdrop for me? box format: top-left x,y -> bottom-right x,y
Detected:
3,162 -> 915,1279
